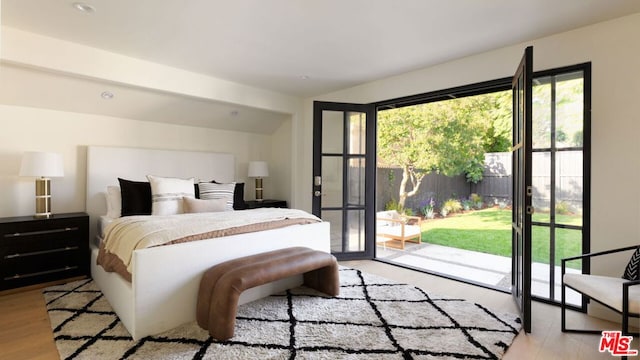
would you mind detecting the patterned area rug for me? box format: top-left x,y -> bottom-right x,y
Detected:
44,268 -> 521,359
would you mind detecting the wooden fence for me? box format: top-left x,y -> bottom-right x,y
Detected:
377,152 -> 583,214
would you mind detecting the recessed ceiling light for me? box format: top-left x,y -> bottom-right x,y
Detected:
101,91 -> 114,100
72,2 -> 96,13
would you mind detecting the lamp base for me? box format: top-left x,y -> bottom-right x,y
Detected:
35,177 -> 52,218
255,178 -> 263,201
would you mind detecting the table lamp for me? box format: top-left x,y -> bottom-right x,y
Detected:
248,161 -> 269,201
19,151 -> 64,218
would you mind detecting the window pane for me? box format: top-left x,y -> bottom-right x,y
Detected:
531,225 -> 550,299
555,151 -> 583,226
555,228 -> 583,305
346,210 -> 365,252
347,157 -> 365,206
556,72 -> 584,148
532,152 -> 550,223
322,210 -> 343,252
532,76 -> 551,149
321,156 -> 342,207
322,110 -> 343,153
348,112 -> 366,155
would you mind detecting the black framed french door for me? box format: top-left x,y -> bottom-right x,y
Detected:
312,101 -> 375,260
512,46 -> 533,333
530,63 -> 591,309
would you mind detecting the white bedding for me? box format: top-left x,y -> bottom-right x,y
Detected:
101,208 -> 320,274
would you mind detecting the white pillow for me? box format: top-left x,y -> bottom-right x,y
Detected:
105,185 -> 121,218
198,182 -> 235,211
183,197 -> 226,213
147,175 -> 195,215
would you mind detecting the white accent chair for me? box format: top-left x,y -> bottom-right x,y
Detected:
561,245 -> 640,339
376,210 -> 422,249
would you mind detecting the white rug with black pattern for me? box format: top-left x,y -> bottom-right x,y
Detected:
44,268 -> 521,359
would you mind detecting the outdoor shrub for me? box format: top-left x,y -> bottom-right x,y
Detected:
403,208 -> 414,216
421,198 -> 436,219
470,193 -> 483,209
462,199 -> 473,211
443,198 -> 463,214
555,201 -> 572,215
385,199 -> 401,212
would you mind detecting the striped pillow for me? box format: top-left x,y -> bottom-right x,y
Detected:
147,175 -> 195,215
199,182 -> 235,211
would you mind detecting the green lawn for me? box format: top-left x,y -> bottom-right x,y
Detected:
422,208 -> 583,267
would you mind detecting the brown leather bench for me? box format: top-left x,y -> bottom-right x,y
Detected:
196,246 -> 339,340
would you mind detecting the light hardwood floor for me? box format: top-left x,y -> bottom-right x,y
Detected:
0,260 -> 637,360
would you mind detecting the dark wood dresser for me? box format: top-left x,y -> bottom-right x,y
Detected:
244,199 -> 288,209
0,212 -> 89,292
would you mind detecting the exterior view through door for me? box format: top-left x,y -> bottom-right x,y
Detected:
314,48 -> 591,336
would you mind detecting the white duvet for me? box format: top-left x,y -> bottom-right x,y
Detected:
102,208 -> 320,274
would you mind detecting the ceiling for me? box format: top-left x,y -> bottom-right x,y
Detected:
2,0 -> 640,132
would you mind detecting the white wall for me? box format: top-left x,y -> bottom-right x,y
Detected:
0,104 -> 279,217
301,14 -> 640,289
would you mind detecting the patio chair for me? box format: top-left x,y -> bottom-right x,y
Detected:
561,245 -> 640,339
376,210 -> 422,249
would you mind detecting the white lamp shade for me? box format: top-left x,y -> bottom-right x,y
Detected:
248,161 -> 269,178
19,152 -> 64,178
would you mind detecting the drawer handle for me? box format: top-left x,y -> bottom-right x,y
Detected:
4,266 -> 79,281
4,246 -> 79,259
4,227 -> 79,238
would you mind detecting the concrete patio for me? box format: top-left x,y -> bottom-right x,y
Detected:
376,241 -> 582,305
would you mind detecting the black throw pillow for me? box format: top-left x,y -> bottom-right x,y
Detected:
118,178 -> 152,216
622,246 -> 640,280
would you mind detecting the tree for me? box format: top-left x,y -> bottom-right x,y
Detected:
378,92 -> 510,210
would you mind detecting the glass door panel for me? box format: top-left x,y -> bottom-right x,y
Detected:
322,210 -> 343,252
321,156 -> 343,208
529,65 -> 588,308
531,224 -> 550,299
347,158 -> 365,206
313,102 -> 375,260
322,111 -> 344,153
346,210 -> 365,252
555,151 -> 583,227
532,152 -> 551,223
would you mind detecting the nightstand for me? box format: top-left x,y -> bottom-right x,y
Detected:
0,212 -> 89,292
244,199 -> 287,209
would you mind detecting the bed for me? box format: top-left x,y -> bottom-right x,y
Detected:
86,146 -> 330,340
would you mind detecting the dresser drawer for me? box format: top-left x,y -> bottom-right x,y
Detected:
2,247 -> 81,279
0,212 -> 89,291
1,226 -> 82,253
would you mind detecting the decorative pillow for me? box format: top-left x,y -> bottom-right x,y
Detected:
118,178 -> 152,216
213,181 -> 246,210
199,182 -> 235,211
105,185 -> 121,218
622,246 -> 640,280
147,175 -> 195,215
183,197 -> 226,213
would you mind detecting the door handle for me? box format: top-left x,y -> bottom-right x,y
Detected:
314,191 -> 321,197
314,176 -> 322,186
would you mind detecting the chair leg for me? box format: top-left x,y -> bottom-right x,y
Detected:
561,264 -> 567,332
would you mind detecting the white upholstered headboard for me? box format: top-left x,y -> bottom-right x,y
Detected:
86,146 -> 235,240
